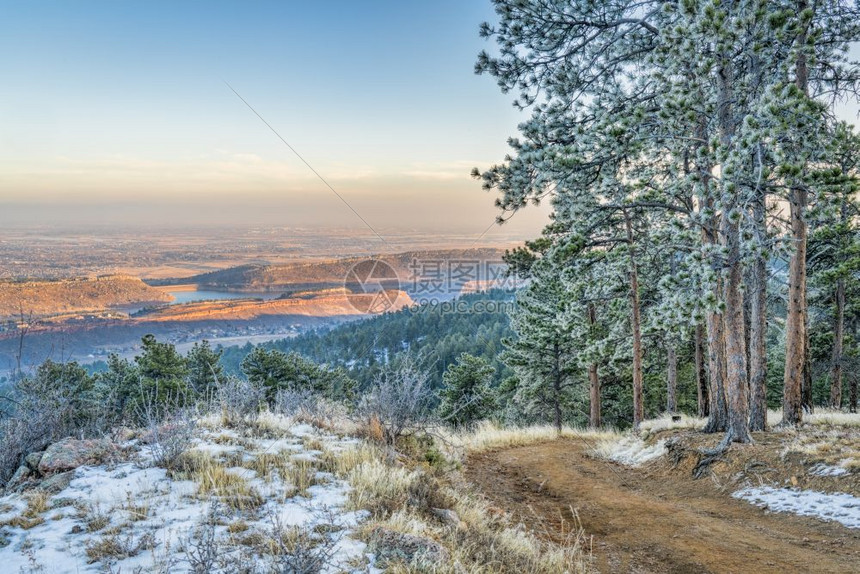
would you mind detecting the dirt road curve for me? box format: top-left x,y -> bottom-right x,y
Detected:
465,439 -> 860,573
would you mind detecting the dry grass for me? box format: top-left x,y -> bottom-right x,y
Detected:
252,411 -> 294,438
227,519 -> 250,534
180,453 -> 264,512
84,531 -> 154,564
85,512 -> 111,533
639,413 -> 706,434
346,459 -> 420,515
196,465 -> 264,511
323,424 -> 591,573
439,421 -> 619,461
767,408 -> 860,428
0,491 -> 51,530
782,427 -> 860,470
805,410 -> 860,427
303,436 -> 325,451
122,492 -> 150,522
244,452 -> 292,483
319,444 -> 380,477
284,458 -> 319,497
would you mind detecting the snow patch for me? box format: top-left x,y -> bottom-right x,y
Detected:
809,463 -> 849,477
0,420 -> 373,573
733,486 -> 860,529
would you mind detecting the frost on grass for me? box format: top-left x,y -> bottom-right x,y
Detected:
733,487 -> 860,529
594,436 -> 667,467
0,414 -> 373,573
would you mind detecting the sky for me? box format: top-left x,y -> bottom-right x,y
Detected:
1,2 -> 858,239
0,0 -> 549,237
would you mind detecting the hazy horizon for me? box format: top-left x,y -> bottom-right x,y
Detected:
0,1 -> 554,238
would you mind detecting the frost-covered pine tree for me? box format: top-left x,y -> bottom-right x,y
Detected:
503,258 -> 582,432
477,0 -> 860,442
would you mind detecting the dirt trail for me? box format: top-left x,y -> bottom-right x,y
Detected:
465,439 -> 860,573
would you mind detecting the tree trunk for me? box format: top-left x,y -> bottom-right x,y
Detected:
722,232 -> 752,442
667,346 -> 678,413
851,372 -> 858,414
783,4 -> 810,426
830,278 -> 845,409
749,213 -> 768,431
625,211 -> 644,428
704,290 -> 728,433
702,209 -> 726,433
589,362 -> 601,428
717,32 -> 751,443
695,324 -> 708,417
553,342 -> 562,433
588,304 -> 601,428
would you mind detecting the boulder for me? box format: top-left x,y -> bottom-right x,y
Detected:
38,471 -> 74,494
369,526 -> 449,567
38,438 -> 117,475
431,507 -> 464,529
6,465 -> 33,490
24,451 -> 44,472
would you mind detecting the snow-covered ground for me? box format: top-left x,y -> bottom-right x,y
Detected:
0,416 -> 375,573
733,486 -> 860,530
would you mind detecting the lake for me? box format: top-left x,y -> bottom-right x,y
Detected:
166,290 -> 280,304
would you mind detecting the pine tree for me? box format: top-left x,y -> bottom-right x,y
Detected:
134,334 -> 191,409
503,260 -> 582,432
185,340 -> 223,396
438,353 -> 497,428
477,0 -> 860,442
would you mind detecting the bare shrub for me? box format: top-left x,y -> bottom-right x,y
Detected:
1,362 -> 102,482
264,510 -> 340,574
356,359 -> 436,444
85,531 -> 156,564
218,376 -> 265,427
0,417 -> 43,485
184,503 -> 221,574
136,381 -> 196,469
274,389 -> 317,417
274,389 -> 347,430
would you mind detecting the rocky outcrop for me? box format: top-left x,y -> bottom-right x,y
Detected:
38,471 -> 74,494
38,438 -> 117,475
24,451 -> 44,471
6,466 -> 33,490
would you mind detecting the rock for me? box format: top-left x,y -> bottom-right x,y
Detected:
431,507 -> 464,529
38,471 -> 74,494
38,438 -> 117,475
6,465 -> 33,490
115,427 -> 137,442
369,526 -> 449,567
24,451 -> 44,472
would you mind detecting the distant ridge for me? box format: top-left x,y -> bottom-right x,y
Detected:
0,275 -> 172,321
186,248 -> 507,293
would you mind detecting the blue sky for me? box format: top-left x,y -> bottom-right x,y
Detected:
0,0 -> 549,234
